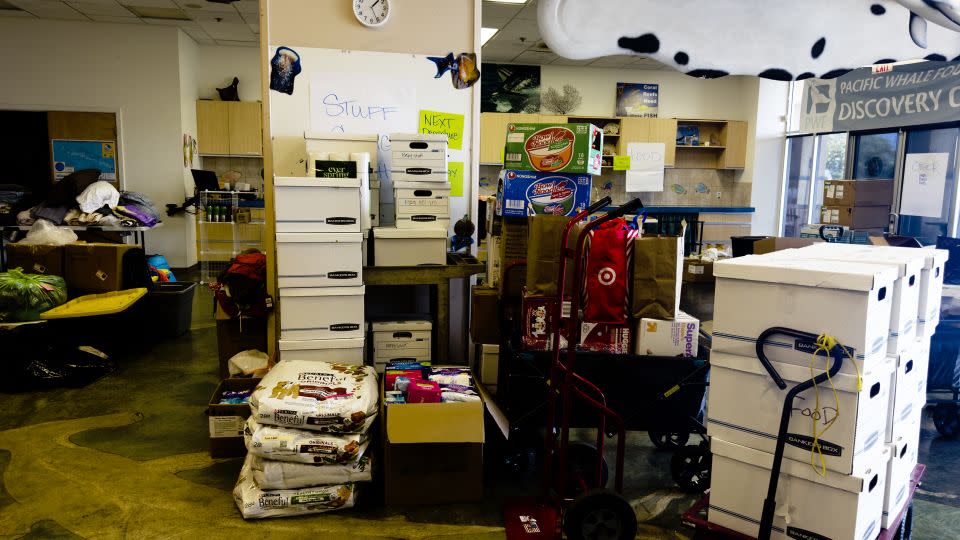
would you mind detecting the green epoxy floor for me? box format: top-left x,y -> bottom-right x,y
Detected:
0,285 -> 959,539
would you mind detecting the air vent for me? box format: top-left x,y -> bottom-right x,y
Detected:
529,40 -> 552,53
124,6 -> 191,20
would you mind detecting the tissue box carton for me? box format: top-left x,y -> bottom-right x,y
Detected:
503,123 -> 603,175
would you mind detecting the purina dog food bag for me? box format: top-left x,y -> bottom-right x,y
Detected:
234,455 -> 356,519
250,453 -> 372,490
244,417 -> 369,464
249,360 -> 378,433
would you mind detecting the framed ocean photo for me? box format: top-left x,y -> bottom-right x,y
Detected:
676,125 -> 700,146
615,82 -> 659,117
481,63 -> 541,113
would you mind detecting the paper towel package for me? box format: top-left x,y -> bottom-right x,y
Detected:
713,256 -> 898,374
708,352 -> 892,476
709,437 -> 888,540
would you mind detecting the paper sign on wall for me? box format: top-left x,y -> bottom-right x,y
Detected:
309,73 -> 417,134
901,152 -> 950,218
624,142 -> 665,192
448,161 -> 464,196
419,110 -> 464,150
613,155 -> 631,171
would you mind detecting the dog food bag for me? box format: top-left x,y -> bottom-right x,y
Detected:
234,455 -> 357,519
244,417 -> 369,464
250,360 -> 378,433
250,453 -> 373,490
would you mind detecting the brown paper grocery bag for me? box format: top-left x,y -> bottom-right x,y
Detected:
631,236 -> 683,319
525,215 -> 575,297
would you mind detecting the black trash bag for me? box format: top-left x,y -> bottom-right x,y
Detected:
2,344 -> 116,392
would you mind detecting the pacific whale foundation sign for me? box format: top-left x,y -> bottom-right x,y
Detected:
799,61 -> 960,134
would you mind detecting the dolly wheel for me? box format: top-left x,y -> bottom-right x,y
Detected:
649,430 -> 689,450
933,404 -> 960,439
566,442 -> 609,497
563,489 -> 638,540
671,444 -> 711,493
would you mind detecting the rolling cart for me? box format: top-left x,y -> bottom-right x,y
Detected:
502,197 -> 711,540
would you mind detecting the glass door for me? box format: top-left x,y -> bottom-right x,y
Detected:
895,127 -> 960,245
781,136 -> 814,237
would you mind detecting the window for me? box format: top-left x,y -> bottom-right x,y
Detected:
782,136 -> 814,237
853,132 -> 899,179
811,133 -> 849,223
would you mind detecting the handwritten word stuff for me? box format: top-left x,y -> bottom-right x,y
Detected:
323,93 -> 399,131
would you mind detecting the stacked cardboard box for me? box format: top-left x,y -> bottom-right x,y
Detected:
371,320 -> 432,373
820,179 -> 893,229
707,243 -> 947,538
275,152 -> 368,364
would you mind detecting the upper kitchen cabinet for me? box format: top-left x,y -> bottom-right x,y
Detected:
197,100 -> 262,157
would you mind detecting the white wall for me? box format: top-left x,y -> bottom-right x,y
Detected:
179,31 -> 200,267
750,79 -> 791,235
197,46 -> 261,102
0,18 -> 194,266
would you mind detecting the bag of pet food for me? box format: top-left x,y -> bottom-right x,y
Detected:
582,218 -> 637,324
233,455 -> 357,519
244,417 -> 369,464
249,360 -> 378,433
250,453 -> 372,490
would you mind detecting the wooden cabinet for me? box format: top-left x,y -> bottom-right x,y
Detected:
674,119 -> 748,170
619,117 -> 677,167
197,100 -> 262,157
479,112 -> 511,164
718,120 -> 747,169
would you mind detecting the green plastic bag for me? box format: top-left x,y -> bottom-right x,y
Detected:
0,268 -> 68,322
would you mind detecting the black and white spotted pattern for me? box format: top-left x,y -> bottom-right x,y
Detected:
538,0 -> 960,80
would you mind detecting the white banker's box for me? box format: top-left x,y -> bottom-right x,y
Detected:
278,337 -> 365,365
885,341 -> 925,443
276,232 -> 363,288
708,351 -> 892,475
882,424 -> 919,529
788,244 -> 925,353
876,246 -> 948,337
278,286 -> 365,341
373,227 -> 447,266
709,437 -> 888,540
274,177 -> 362,233
713,256 -> 897,375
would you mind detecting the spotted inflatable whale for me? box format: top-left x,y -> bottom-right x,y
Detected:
538,0 -> 960,80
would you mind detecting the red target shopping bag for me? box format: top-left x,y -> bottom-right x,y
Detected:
583,218 -> 637,324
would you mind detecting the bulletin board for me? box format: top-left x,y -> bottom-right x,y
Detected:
51,139 -> 118,182
268,46 -> 476,230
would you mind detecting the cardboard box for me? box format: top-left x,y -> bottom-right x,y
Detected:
820,205 -> 891,229
709,437 -> 888,540
207,377 -> 260,458
274,177 -> 362,233
216,305 -> 267,379
579,321 -> 631,354
786,243 -> 926,354
496,170 -> 592,218
276,232 -> 363,288
279,286 -> 365,341
381,375 -> 484,505
635,311 -> 699,357
5,243 -> 65,276
497,217 -> 529,296
503,123 -> 603,175
882,428 -> 919,529
751,237 -> 821,255
824,179 -> 894,207
682,258 -> 714,283
708,352 -> 892,476
470,286 -> 501,345
886,342 -> 925,443
278,338 -> 364,364
480,344 -> 499,387
520,294 -> 629,353
713,255 -> 898,374
373,227 -> 447,266
64,242 -> 137,295
868,246 -> 948,338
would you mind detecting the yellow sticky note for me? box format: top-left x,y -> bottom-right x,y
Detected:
448,162 -> 464,196
613,155 -> 631,171
418,110 -> 465,150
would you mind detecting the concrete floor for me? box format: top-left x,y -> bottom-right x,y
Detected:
1,284 -> 959,539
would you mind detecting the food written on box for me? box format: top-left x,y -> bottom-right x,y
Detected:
503,123 -> 603,175
497,170 -> 592,218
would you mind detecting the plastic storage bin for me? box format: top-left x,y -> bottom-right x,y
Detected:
144,282 -> 198,338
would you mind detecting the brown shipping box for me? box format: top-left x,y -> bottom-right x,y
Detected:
216,304 -> 267,378
382,377 -> 484,505
470,285 -> 500,345
752,237 -> 822,255
64,242 -> 136,295
207,377 -> 261,458
5,243 -> 65,276
682,258 -> 714,283
820,205 -> 891,229
823,180 -> 893,207
498,217 -> 529,297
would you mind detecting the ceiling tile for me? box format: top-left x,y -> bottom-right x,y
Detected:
66,0 -> 129,15
174,0 -> 233,12
215,38 -> 257,46
88,13 -> 143,22
183,24 -> 213,42
514,0 -> 537,20
187,7 -> 240,22
199,20 -> 250,39
119,0 -> 177,7
587,55 -> 637,68
549,56 -> 593,66
239,10 -> 255,23
234,0 -> 255,13
142,16 -> 194,25
481,1 -> 523,22
0,8 -> 35,16
246,21 -> 257,32
513,50 -> 555,65
10,0 -> 89,19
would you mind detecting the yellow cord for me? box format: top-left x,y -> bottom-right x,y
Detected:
808,334 -> 861,476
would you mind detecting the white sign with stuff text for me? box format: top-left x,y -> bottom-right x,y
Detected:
309,72 -> 417,135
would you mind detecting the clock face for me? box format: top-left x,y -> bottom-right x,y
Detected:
353,0 -> 390,27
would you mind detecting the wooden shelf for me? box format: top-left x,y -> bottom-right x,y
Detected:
676,145 -> 726,150
604,134 -> 620,138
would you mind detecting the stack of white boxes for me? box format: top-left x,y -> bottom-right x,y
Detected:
370,320 -> 432,373
706,244 -> 947,539
274,152 -> 370,365
373,134 -> 449,266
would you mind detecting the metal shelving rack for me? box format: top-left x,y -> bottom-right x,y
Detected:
197,190 -> 264,283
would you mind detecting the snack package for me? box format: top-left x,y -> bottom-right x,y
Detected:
250,454 -> 372,490
234,455 -> 357,519
428,367 -> 472,386
249,360 -> 378,433
244,417 -> 369,464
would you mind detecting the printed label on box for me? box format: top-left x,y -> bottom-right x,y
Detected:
209,415 -> 245,438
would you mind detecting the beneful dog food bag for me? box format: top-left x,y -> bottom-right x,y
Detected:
244,417 -> 369,464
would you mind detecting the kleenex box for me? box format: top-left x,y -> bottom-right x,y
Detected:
635,310 -> 699,357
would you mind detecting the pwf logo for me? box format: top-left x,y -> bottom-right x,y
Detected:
806,83 -> 832,115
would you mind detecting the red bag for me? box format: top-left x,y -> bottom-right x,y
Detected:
582,219 -> 637,324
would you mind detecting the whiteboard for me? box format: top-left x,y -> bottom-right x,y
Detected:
901,152 -> 950,218
269,47 -> 475,232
